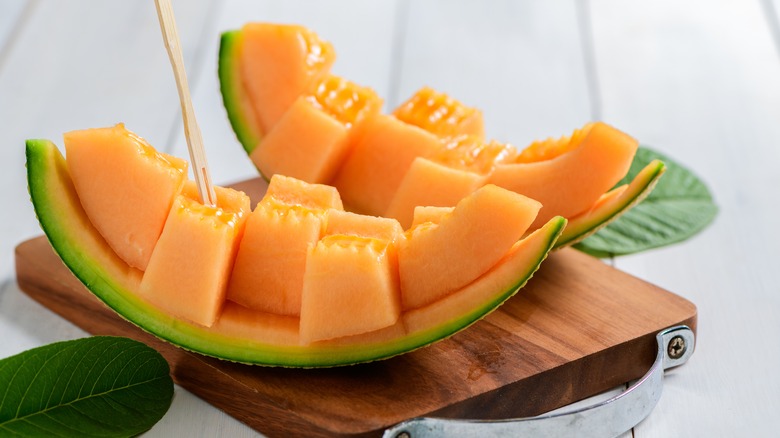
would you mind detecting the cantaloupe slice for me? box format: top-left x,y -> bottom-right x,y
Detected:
300,235 -> 401,344
325,209 -> 404,242
63,124 -> 187,271
251,74 -> 382,183
393,86 -> 485,138
399,184 -> 541,309
238,23 -> 335,139
27,138 -> 564,366
488,122 -> 638,229
227,175 -> 343,316
386,136 -> 517,228
331,114 -> 442,214
138,182 -> 250,327
411,206 -> 453,228
219,23 -> 653,248
332,89 -> 485,215
556,159 -> 666,248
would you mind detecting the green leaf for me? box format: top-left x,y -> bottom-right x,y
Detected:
0,336 -> 173,437
575,146 -> 718,257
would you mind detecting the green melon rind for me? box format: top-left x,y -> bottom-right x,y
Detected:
219,30 -> 262,155
26,139 -> 563,367
554,159 -> 666,249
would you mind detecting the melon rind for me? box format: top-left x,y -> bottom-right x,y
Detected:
219,30 -> 262,155
554,159 -> 666,249
26,139 -> 564,367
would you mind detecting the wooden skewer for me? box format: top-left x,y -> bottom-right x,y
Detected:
154,0 -> 217,207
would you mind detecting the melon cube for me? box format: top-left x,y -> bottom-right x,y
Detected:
64,124 -> 187,270
139,182 -> 250,327
300,236 -> 401,344
399,184 -> 541,310
227,205 -> 323,316
263,174 -> 343,211
325,209 -> 404,242
251,75 -> 382,184
385,157 -> 486,229
411,206 -> 454,228
393,86 -> 484,138
332,114 -> 443,215
239,23 -> 335,133
227,175 -> 344,316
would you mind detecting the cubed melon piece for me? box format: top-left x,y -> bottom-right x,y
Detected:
488,122 -> 638,229
393,86 -> 484,138
300,236 -> 401,344
239,23 -> 335,134
139,182 -> 250,327
325,209 -> 404,242
251,75 -> 382,183
63,124 -> 187,271
411,206 -> 454,228
227,175 -> 343,316
332,114 -> 442,215
263,174 -> 343,211
386,136 -> 517,228
385,158 -> 487,229
399,184 -> 541,310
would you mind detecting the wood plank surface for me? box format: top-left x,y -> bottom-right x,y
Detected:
14,177 -> 696,437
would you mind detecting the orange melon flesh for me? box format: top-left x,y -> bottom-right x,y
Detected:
227,175 -> 343,316
63,124 -> 187,271
28,137 -> 565,366
139,182 -> 250,327
251,75 -> 382,183
386,158 -> 487,229
399,184 -> 541,310
325,209 -> 404,242
263,174 -> 344,211
393,86 -> 485,138
411,206 -> 454,228
239,23 -> 335,135
386,136 -> 517,228
300,235 -> 401,344
488,122 -> 638,229
332,114 -> 443,214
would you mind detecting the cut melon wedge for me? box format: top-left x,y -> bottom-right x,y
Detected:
219,23 -> 654,251
555,159 -> 666,248
27,139 -> 564,367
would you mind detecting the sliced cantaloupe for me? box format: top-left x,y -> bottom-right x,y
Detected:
227,175 -> 343,316
138,182 -> 250,327
63,124 -> 187,271
386,136 -> 517,228
27,138 -> 564,366
300,235 -> 401,344
251,74 -> 382,183
556,159 -> 666,248
331,114 -> 443,214
219,23 -> 652,247
219,31 -> 262,153
332,89 -> 484,215
399,184 -> 541,310
238,23 -> 335,139
325,209 -> 404,242
488,122 -> 638,229
411,206 -> 454,228
393,86 -> 484,139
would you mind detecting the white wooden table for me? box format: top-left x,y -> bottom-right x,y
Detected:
1,1 -> 778,436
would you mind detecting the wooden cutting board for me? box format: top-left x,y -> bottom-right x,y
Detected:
14,177 -> 697,438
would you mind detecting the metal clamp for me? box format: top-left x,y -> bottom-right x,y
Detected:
383,325 -> 694,438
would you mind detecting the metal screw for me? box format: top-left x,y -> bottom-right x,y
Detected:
667,335 -> 686,359
395,432 -> 411,438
